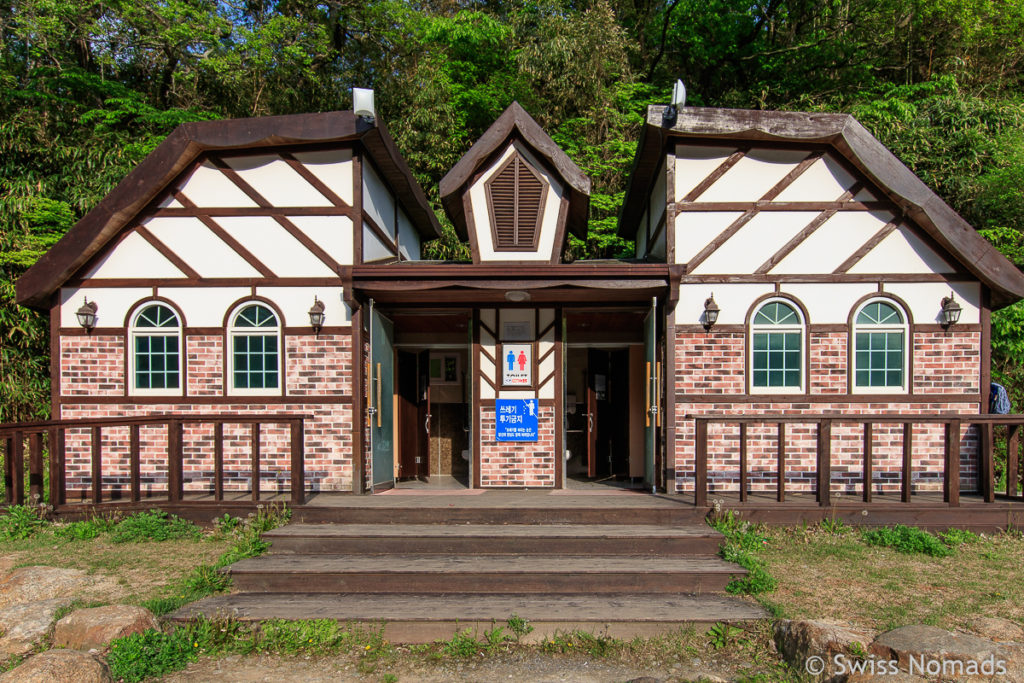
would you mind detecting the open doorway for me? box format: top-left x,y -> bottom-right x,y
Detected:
564,310 -> 648,489
391,311 -> 471,489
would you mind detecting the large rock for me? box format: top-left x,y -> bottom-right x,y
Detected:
775,619 -> 876,679
969,617 -> 1024,643
0,649 -> 111,683
0,598 -> 72,657
0,567 -> 91,610
870,625 -> 1024,682
53,605 -> 158,650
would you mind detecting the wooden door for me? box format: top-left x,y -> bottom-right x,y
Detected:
369,301 -> 395,491
417,350 -> 431,479
396,351 -> 418,479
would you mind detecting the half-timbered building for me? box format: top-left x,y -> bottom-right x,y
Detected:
10,99 -> 1024,515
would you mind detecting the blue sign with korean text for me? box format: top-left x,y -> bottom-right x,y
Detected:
495,398 -> 539,442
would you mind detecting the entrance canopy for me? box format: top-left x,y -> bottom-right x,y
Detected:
349,262 -> 674,305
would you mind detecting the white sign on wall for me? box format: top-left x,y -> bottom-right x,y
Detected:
501,343 -> 533,387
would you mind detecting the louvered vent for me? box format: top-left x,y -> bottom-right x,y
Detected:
485,153 -> 547,250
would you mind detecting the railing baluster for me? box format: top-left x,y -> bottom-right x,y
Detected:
902,422 -> 913,503
4,437 -> 14,504
129,424 -> 141,503
291,419 -> 305,506
11,431 -> 24,505
777,423 -> 786,503
981,423 -> 995,503
91,426 -> 102,505
818,419 -> 832,507
251,423 -> 260,503
28,432 -> 43,503
695,419 -> 708,507
47,428 -> 60,507
1009,425 -> 1021,499
214,422 -> 223,502
167,420 -> 183,503
944,419 -> 961,507
863,422 -> 873,503
738,422 -> 748,503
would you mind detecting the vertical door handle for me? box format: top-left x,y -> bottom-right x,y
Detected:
424,414 -> 431,435
375,362 -> 382,427
587,412 -> 594,433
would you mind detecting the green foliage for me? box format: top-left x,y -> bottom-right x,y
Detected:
110,509 -> 200,544
213,514 -> 241,534
708,510 -> 778,594
540,630 -> 624,657
937,528 -> 980,547
52,515 -> 117,540
107,627 -> 200,682
861,524 -> 953,557
0,505 -> 48,540
819,517 -> 849,535
707,622 -> 745,649
506,614 -> 534,641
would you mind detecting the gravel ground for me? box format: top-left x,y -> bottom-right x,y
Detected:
161,651 -> 737,682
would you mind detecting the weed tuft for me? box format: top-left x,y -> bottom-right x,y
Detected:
0,505 -> 48,540
861,524 -> 953,557
110,509 -> 200,543
709,510 -> 778,594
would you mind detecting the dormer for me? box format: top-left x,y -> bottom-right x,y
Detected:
440,102 -> 590,263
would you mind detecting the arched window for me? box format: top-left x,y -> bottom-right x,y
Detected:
229,303 -> 281,393
751,300 -> 804,392
853,300 -> 908,391
130,303 -> 182,395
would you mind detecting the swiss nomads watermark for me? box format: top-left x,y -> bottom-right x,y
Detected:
805,653 -> 1009,678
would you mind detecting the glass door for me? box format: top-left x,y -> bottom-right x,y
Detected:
369,300 -> 395,491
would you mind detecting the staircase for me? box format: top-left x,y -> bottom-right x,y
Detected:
172,500 -> 767,642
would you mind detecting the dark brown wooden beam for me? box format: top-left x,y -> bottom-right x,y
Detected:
197,215 -> 276,278
833,220 -> 900,274
945,419 -> 960,507
818,419 -> 831,508
681,148 -> 747,202
91,426 -> 102,505
902,422 -> 913,503
863,422 -> 873,503
134,225 -> 201,280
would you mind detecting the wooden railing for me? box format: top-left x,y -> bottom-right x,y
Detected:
0,414 -> 306,508
693,414 -> 1024,508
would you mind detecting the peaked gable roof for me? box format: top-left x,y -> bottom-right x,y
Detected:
620,105 -> 1024,309
439,102 -> 591,241
17,110 -> 442,309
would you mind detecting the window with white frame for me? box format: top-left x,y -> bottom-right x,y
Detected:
751,300 -> 804,392
130,303 -> 182,395
229,303 -> 281,393
853,300 -> 907,391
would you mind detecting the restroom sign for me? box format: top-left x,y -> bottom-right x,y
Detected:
496,399 -> 539,441
501,343 -> 532,387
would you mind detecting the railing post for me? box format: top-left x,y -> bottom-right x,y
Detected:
11,432 -> 24,505
91,426 -> 102,505
817,419 -> 832,508
738,423 -> 748,503
901,422 -> 913,503
251,423 -> 260,502
944,419 -> 961,507
167,420 -> 183,503
980,422 -> 995,503
777,422 -> 786,503
862,422 -> 873,503
1009,425 -> 1021,499
213,422 -> 224,502
694,419 -> 707,508
4,437 -> 14,504
290,419 -> 305,506
129,424 -> 141,503
28,432 -> 43,503
47,428 -> 62,507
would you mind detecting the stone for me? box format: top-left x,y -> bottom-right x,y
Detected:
0,598 -> 72,657
843,672 -> 927,682
969,617 -> 1024,643
774,619 -> 876,679
53,605 -> 158,650
0,649 -> 111,683
0,567 -> 91,610
870,625 -> 1024,682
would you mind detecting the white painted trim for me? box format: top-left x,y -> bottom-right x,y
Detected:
749,297 -> 806,394
127,301 -> 185,398
851,298 -> 910,395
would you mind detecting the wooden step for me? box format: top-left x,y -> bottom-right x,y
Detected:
170,592 -> 767,642
226,554 -> 743,594
265,523 -> 723,556
293,506 -> 704,526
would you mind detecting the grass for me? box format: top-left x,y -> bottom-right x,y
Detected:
753,523 -> 1024,631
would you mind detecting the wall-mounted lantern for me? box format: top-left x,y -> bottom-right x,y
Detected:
76,298 -> 98,332
308,297 -> 326,334
940,292 -> 962,329
703,294 -> 720,332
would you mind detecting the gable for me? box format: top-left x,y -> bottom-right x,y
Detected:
672,144 -> 961,278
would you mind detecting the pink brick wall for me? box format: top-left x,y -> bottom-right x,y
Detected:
59,332 -> 354,496
479,404 -> 556,487
674,329 -> 982,496
60,336 -> 124,396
